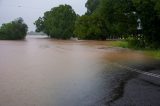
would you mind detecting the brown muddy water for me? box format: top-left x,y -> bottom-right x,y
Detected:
0,36 -> 153,106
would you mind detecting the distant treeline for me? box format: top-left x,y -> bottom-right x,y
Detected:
35,0 -> 160,49
0,18 -> 28,40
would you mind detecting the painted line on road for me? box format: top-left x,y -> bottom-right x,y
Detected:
111,62 -> 160,79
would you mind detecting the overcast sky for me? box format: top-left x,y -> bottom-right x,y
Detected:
0,0 -> 87,31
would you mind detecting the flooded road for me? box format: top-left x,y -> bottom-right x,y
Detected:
0,36 -> 160,106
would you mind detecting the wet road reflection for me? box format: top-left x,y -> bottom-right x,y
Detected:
0,36 -> 160,106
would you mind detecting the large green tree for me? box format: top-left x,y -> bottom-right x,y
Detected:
74,15 -> 107,40
97,0 -> 137,37
0,18 -> 28,40
34,4 -> 77,39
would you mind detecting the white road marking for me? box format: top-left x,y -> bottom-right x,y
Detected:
111,62 -> 160,79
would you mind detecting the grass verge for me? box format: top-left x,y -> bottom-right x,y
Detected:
110,40 -> 160,59
143,50 -> 160,59
110,40 -> 129,48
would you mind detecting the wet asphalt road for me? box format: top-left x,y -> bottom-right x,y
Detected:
0,36 -> 160,106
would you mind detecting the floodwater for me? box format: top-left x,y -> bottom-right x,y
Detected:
0,36 -> 158,106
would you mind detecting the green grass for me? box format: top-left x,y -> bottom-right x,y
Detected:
110,40 -> 160,59
110,40 -> 129,48
144,50 -> 160,59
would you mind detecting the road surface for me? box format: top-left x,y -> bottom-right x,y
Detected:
0,35 -> 160,106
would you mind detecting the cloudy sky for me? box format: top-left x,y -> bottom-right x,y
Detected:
0,0 -> 87,31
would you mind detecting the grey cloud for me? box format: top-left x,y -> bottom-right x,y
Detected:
0,0 -> 87,31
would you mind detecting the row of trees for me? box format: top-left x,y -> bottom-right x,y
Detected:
76,0 -> 160,48
0,18 -> 28,40
35,0 -> 160,48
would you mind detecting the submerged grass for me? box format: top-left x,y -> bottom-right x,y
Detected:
110,40 -> 160,59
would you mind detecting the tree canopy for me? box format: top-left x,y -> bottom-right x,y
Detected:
0,18 -> 28,40
34,4 -> 77,39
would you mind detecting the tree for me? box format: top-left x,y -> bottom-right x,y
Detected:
0,18 -> 28,40
74,15 -> 107,40
34,17 -> 44,32
34,4 -> 77,39
97,0 -> 137,37
132,0 -> 160,48
155,1 -> 160,14
85,0 -> 100,15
